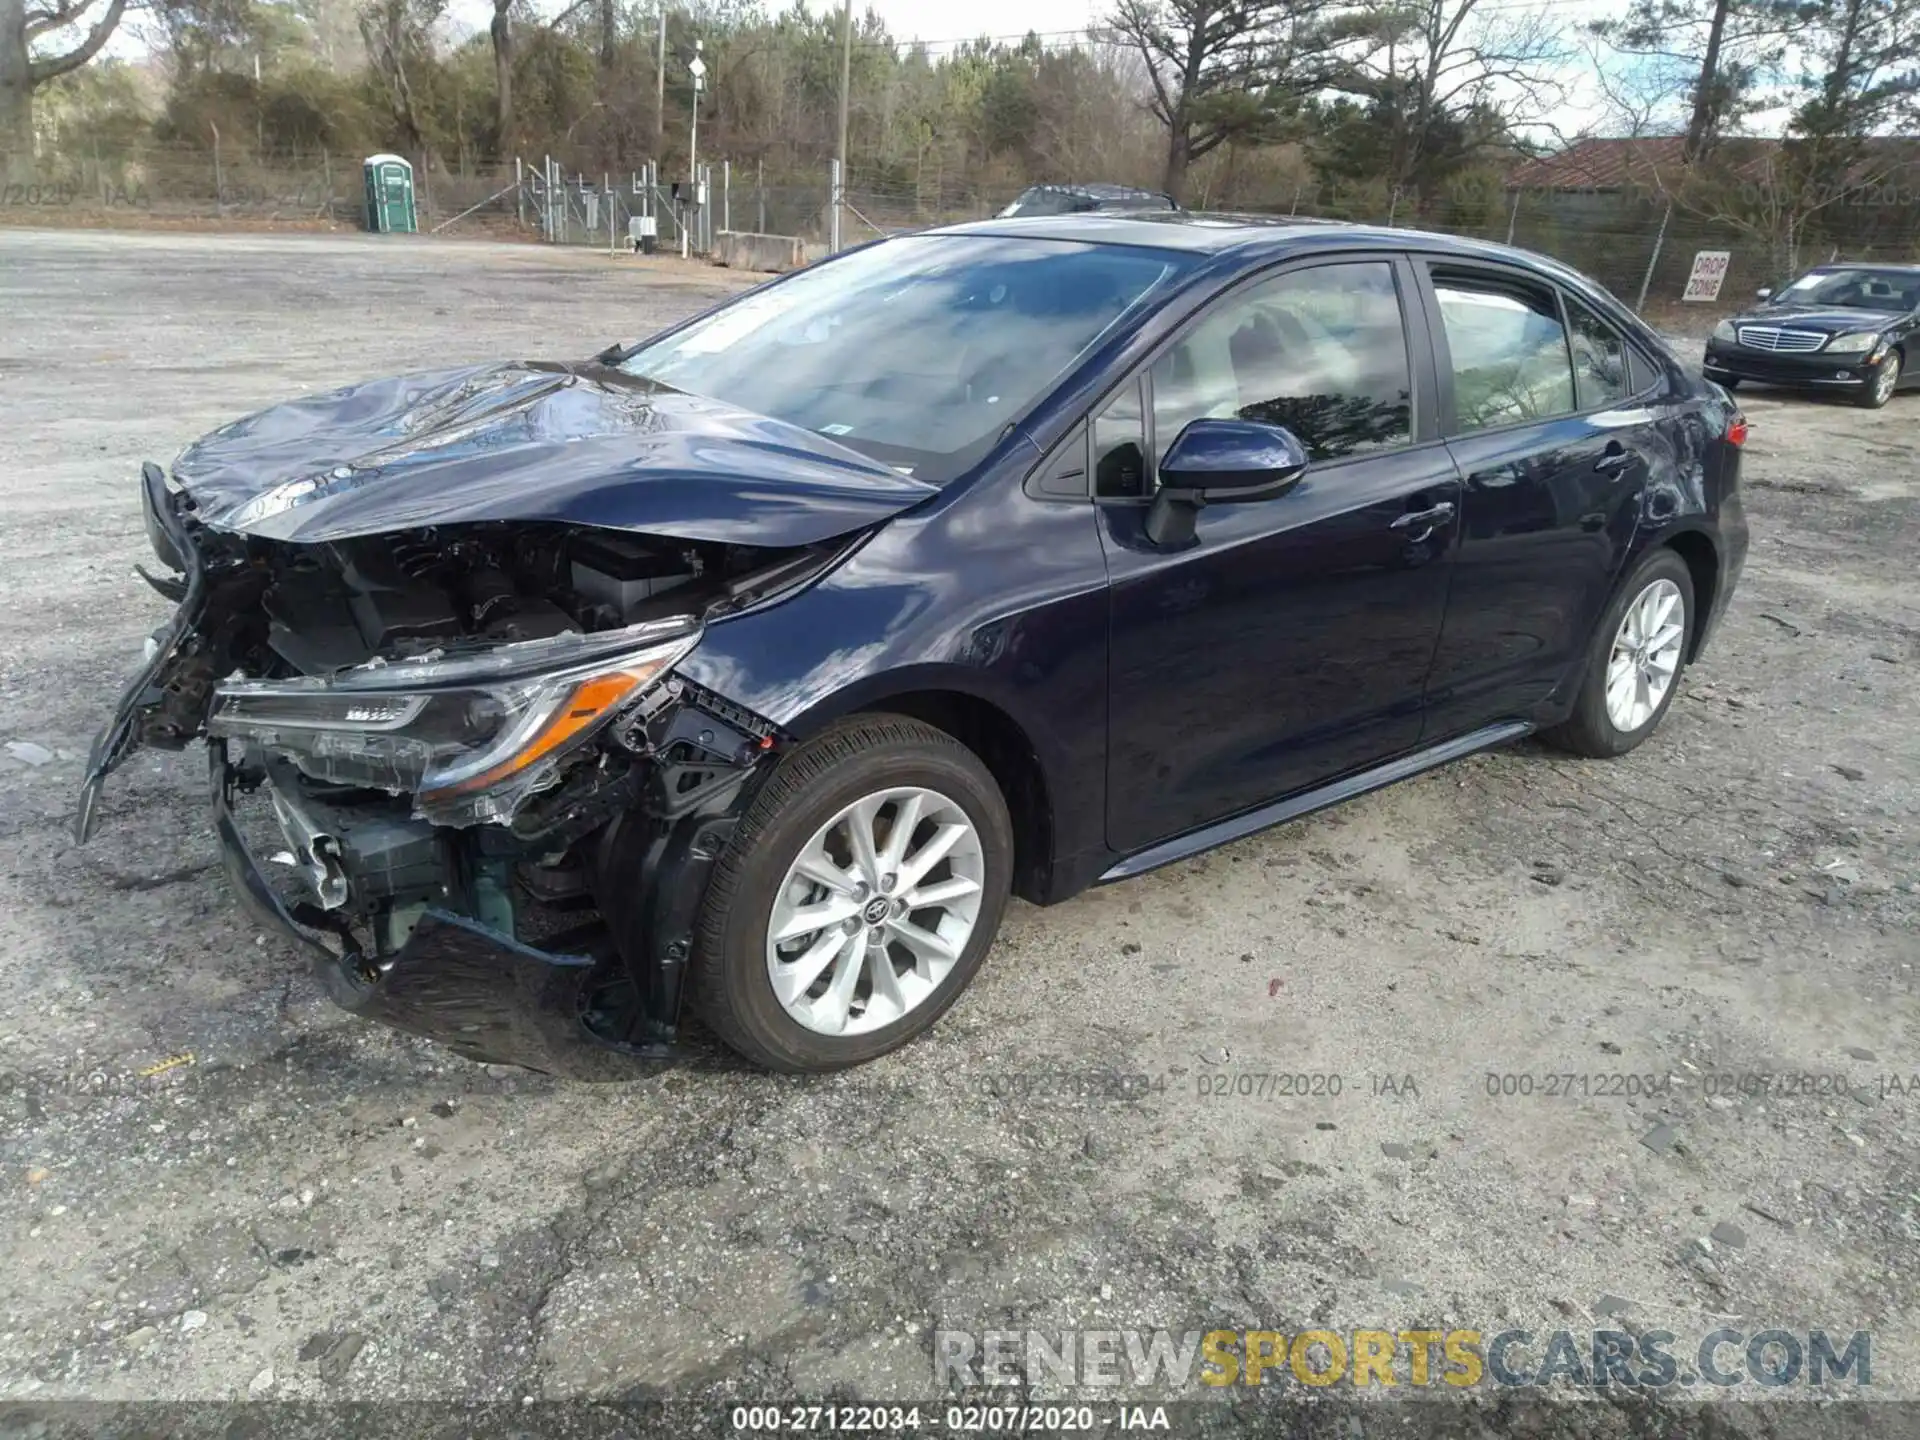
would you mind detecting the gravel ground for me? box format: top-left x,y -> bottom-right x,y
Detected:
0,229 -> 1915,1435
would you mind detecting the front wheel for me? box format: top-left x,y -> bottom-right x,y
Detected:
689,714 -> 1013,1072
1858,350 -> 1901,409
1544,549 -> 1694,759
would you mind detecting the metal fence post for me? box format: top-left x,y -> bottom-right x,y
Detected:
757,158 -> 765,234
516,157 -> 524,227
1505,187 -> 1520,246
1635,200 -> 1673,313
723,159 -> 731,235
829,158 -> 842,253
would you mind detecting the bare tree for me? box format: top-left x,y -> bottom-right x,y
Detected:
1106,0 -> 1352,203
360,0 -> 443,159
1332,0 -> 1567,192
1,0 -> 130,178
490,0 -> 512,155
1588,0 -> 1790,161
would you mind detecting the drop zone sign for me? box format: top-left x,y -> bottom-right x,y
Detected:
1683,251 -> 1732,302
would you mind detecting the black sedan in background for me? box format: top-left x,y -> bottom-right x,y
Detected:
996,182 -> 1178,218
1703,264 -> 1919,408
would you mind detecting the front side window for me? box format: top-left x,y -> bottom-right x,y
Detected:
618,234 -> 1194,482
1149,261 -> 1413,466
1434,272 -> 1576,432
1565,295 -> 1630,409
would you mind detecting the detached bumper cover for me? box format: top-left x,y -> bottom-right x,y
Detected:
211,750 -> 648,1079
75,464 -> 205,842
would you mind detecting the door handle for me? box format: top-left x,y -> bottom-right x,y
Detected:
1390,501 -> 1456,533
1593,443 -> 1633,474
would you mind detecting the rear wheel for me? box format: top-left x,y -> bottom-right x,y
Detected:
1858,349 -> 1900,409
690,714 -> 1013,1072
1544,549 -> 1694,759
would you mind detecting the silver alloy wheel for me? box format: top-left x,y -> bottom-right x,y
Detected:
765,786 -> 985,1036
1605,577 -> 1685,733
1875,353 -> 1900,404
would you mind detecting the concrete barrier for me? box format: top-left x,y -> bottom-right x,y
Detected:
712,230 -> 808,273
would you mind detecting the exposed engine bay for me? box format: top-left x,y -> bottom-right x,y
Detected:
137,514 -> 818,740
258,525 -> 742,673
80,465 -> 839,1074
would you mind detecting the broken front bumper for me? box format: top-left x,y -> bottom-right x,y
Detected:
210,746 -> 671,1079
75,464 -> 205,843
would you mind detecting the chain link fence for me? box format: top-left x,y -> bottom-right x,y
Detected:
9,140 -> 1918,323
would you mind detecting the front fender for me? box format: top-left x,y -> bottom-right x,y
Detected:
673,482 -> 1112,875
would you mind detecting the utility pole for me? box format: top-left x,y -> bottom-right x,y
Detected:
834,0 -> 852,251
655,8 -> 667,152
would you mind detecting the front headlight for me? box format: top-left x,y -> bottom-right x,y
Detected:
1712,319 -> 1737,343
1825,331 -> 1880,354
208,618 -> 700,825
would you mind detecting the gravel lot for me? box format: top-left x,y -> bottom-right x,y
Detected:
0,229 -> 1915,1434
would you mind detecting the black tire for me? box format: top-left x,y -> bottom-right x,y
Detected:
1857,348 -> 1900,409
1543,548 -> 1695,760
689,713 -> 1013,1073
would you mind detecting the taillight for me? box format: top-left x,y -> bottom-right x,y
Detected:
1726,414 -> 1749,447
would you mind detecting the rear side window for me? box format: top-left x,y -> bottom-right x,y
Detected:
1433,271 -> 1575,432
1148,260 -> 1413,464
1565,295 -> 1630,409
1627,343 -> 1663,397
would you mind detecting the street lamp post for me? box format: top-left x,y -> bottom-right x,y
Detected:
684,40 -> 705,260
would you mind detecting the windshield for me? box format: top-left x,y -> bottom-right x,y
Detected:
617,234 -> 1194,480
1773,268 -> 1919,311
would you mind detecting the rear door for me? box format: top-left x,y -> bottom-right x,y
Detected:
1414,260 -> 1673,740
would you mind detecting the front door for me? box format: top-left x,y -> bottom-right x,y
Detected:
1100,256 -> 1460,855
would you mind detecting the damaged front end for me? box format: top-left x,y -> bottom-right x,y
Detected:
77,460 -> 828,1076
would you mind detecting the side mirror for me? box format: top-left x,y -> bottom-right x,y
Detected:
1755,287 -> 1772,301
1144,418 -> 1308,548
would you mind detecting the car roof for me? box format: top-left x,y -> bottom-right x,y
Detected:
1803,262 -> 1920,273
934,211 -> 1575,268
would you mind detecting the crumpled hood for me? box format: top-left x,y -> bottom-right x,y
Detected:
171,361 -> 938,547
1729,306 -> 1906,334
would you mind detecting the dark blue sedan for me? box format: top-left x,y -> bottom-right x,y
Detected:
78,214 -> 1750,1074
